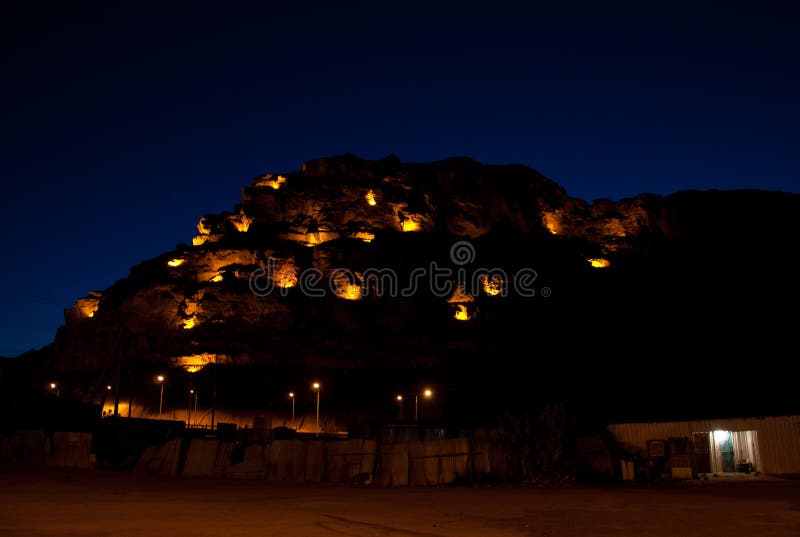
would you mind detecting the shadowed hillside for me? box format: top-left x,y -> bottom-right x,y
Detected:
12,154 -> 800,422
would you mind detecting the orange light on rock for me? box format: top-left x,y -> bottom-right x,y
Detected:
587,258 -> 611,269
543,212 -> 562,235
339,284 -> 361,301
273,261 -> 298,288
354,231 -> 375,243
480,274 -> 504,296
602,219 -> 628,238
197,218 -> 211,235
167,258 -> 185,267
183,316 -> 197,330
365,189 -> 377,206
447,285 -> 474,304
454,305 -> 470,321
170,352 -> 231,372
192,236 -> 207,246
401,220 -> 419,232
254,174 -> 287,190
290,229 -> 339,247
171,353 -> 228,373
333,273 -> 362,300
75,294 -> 101,319
210,274 -> 224,283
270,175 -> 287,189
231,212 -> 252,232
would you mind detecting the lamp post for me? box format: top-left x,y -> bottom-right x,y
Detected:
288,392 -> 295,427
415,388 -> 433,421
396,395 -> 404,419
156,375 -> 165,418
188,389 -> 194,427
312,382 -> 321,436
102,385 -> 111,416
49,382 -> 59,398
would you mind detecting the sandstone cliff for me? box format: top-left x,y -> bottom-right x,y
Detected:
42,154 -> 799,418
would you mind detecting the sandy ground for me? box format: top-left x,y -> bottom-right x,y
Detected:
1,468 -> 800,536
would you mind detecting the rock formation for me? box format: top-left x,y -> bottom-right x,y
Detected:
33,154 -> 800,419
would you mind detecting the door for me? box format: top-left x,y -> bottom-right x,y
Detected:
717,431 -> 735,472
692,432 -> 711,474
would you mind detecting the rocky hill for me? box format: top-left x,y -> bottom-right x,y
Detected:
30,154 -> 800,419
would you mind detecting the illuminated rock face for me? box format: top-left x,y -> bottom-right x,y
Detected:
171,352 -> 231,373
252,174 -> 286,190
480,275 -> 504,296
454,304 -> 470,321
66,292 -> 102,321
238,155 -> 558,242
50,153 -> 800,376
587,258 -> 611,269
542,211 -> 562,235
448,286 -> 474,304
273,259 -> 298,288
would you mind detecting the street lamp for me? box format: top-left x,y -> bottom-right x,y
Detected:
100,385 -> 112,417
188,389 -> 196,427
156,375 -> 165,418
415,388 -> 433,421
49,382 -> 60,397
288,392 -> 295,427
312,382 -> 321,436
396,395 -> 404,419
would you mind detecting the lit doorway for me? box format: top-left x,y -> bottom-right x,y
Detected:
694,430 -> 760,474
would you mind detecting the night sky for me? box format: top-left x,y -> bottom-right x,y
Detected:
2,2 -> 799,356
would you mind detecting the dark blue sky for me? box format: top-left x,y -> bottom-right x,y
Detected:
2,2 -> 799,355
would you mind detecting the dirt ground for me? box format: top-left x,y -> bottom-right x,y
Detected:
2,468 -> 800,536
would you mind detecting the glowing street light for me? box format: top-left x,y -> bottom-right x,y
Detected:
415,388 -> 433,421
312,382 -> 321,436
188,388 -> 197,427
156,375 -> 166,418
396,395 -> 404,419
49,382 -> 60,397
288,392 -> 296,426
